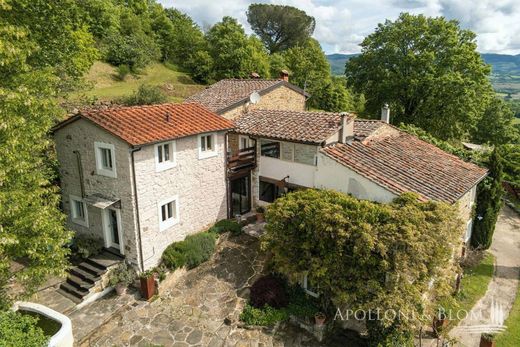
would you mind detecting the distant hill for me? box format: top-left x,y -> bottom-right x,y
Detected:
327,53 -> 520,99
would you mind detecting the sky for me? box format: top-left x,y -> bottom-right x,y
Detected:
157,0 -> 520,55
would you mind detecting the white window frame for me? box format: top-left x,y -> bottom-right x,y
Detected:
198,132 -> 218,159
158,196 -> 179,231
69,195 -> 89,227
94,142 -> 117,178
464,219 -> 473,242
302,274 -> 319,298
239,135 -> 253,150
155,140 -> 177,172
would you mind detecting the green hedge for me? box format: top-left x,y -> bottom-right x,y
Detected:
162,232 -> 218,270
208,219 -> 242,235
0,311 -> 48,347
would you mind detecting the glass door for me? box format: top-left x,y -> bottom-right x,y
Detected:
231,175 -> 251,216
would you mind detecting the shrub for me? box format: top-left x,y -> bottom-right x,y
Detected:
162,232 -> 217,270
108,263 -> 135,286
250,275 -> 288,309
118,84 -> 167,106
0,311 -> 48,347
116,64 -> 130,81
209,219 -> 242,235
240,304 -> 289,326
71,234 -> 104,259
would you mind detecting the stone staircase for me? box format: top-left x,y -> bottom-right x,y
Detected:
58,248 -> 123,303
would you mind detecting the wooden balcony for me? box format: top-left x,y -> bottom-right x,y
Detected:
227,146 -> 256,177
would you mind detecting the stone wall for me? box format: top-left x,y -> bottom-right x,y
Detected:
133,132 -> 228,269
54,119 -> 141,267
221,85 -> 306,120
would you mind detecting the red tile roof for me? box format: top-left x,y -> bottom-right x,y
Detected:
234,109 -> 353,144
185,79 -> 308,114
53,103 -> 234,146
321,120 -> 488,203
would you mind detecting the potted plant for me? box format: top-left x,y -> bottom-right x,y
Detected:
109,263 -> 135,295
480,333 -> 496,347
140,269 -> 157,300
432,307 -> 448,337
315,312 -> 326,326
256,206 -> 265,223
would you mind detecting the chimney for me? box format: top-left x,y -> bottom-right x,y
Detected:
280,69 -> 289,82
338,112 -> 354,143
381,103 -> 390,123
165,112 -> 171,122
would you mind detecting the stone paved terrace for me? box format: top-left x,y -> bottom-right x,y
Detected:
80,233 -> 348,347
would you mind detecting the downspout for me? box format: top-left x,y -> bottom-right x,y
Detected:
130,147 -> 145,272
225,132 -> 231,219
73,151 -> 85,198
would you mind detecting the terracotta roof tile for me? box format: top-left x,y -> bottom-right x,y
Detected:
185,79 -> 307,114
321,120 -> 488,203
54,103 -> 233,146
234,109 -> 353,144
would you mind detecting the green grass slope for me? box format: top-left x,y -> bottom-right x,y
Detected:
71,62 -> 205,103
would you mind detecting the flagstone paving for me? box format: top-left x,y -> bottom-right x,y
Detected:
80,233 -> 339,347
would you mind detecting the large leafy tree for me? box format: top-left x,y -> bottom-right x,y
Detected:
246,3 -> 316,53
472,97 -> 519,145
346,13 -> 493,141
263,189 -> 461,343
205,16 -> 270,81
0,0 -> 93,308
471,148 -> 504,250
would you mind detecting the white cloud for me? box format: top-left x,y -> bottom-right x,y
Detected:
157,0 -> 520,54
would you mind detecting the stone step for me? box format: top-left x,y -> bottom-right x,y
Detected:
66,274 -> 95,291
69,267 -> 99,284
59,282 -> 88,301
56,288 -> 83,304
87,251 -> 123,269
78,262 -> 106,277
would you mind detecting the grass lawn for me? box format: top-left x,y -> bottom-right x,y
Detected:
444,252 -> 495,329
70,61 -> 204,103
495,281 -> 520,346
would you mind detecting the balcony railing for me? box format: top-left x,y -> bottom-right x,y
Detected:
227,146 -> 256,175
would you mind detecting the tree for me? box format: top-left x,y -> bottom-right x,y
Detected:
246,4 -> 315,53
163,8 -> 206,68
3,0 -> 99,88
118,84 -> 167,106
0,0 -> 80,308
262,189 -> 461,342
472,97 -> 519,145
205,17 -> 270,81
471,148 -> 504,249
346,13 -> 493,141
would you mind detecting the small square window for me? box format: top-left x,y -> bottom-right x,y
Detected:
155,141 -> 176,171
70,195 -> 88,227
158,196 -> 179,231
198,133 -> 217,159
94,142 -> 117,178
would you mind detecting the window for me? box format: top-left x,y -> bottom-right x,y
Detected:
302,274 -> 319,297
239,136 -> 253,150
260,139 -> 280,158
464,219 -> 473,242
158,196 -> 179,231
70,195 -> 88,227
94,142 -> 117,178
198,133 -> 217,159
259,180 -> 282,203
155,141 -> 176,171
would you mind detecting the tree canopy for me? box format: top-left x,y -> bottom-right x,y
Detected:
247,3 -> 316,53
262,189 -> 462,342
346,13 -> 493,141
0,0 -> 82,308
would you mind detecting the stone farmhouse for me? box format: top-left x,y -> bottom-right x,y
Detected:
52,74 -> 487,302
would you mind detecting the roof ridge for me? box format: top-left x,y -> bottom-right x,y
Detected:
79,102 -> 192,114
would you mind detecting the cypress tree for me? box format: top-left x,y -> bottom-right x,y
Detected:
470,147 -> 504,249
